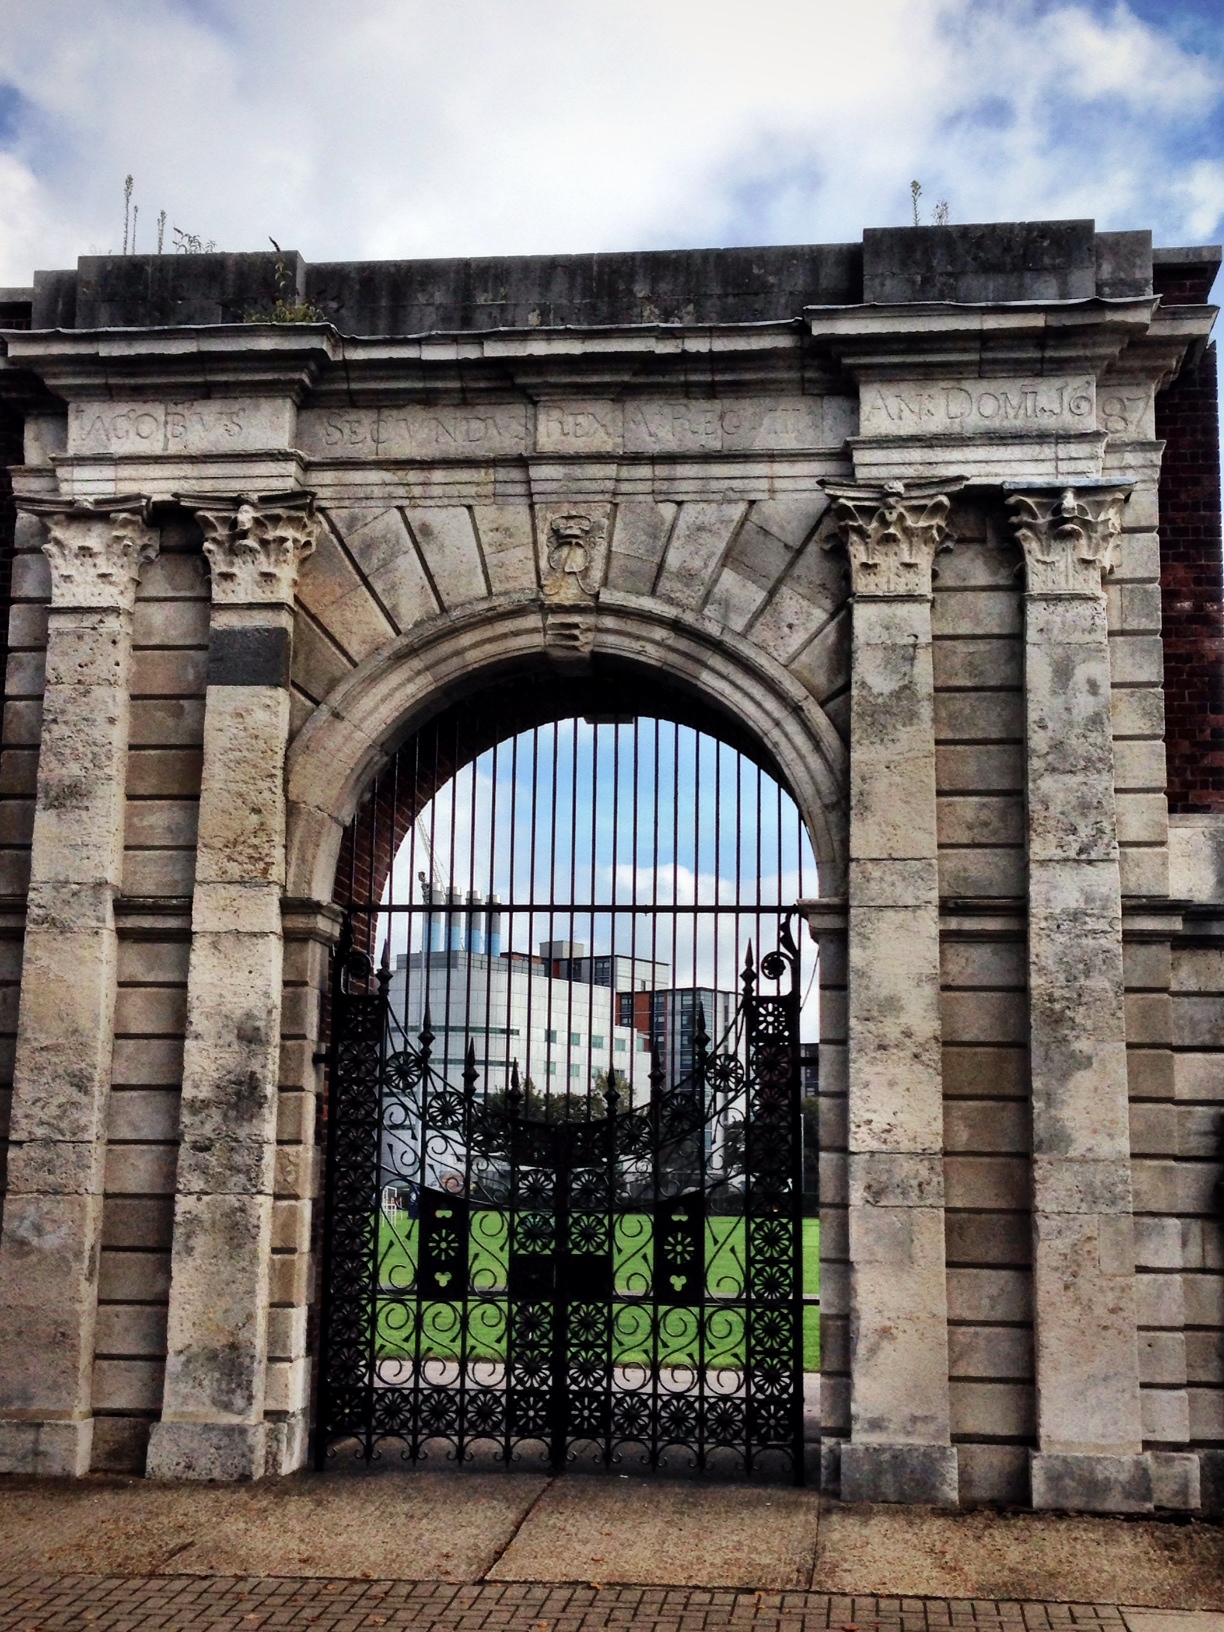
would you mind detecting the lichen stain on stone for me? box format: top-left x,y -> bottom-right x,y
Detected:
181,1342 -> 259,1417
40,777 -> 92,809
214,1066 -> 268,1127
855,671 -> 923,741
10,1207 -> 72,1252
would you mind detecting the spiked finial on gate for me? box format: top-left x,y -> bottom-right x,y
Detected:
603,1069 -> 621,1117
462,1037 -> 479,1104
648,1038 -> 666,1104
693,999 -> 710,1089
741,941 -> 756,1001
508,1059 -> 524,1119
419,1000 -> 434,1061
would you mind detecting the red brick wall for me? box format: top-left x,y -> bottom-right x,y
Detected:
1155,264 -> 1224,813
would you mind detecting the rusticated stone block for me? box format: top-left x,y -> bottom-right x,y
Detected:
0,1417 -> 93,1476
958,1443 -> 1030,1507
840,1443 -> 959,1506
89,1415 -> 151,1474
160,1188 -> 273,1416
146,1420 -> 267,1481
1202,1449 -> 1224,1514
1151,1451 -> 1201,1511
1030,1450 -> 1153,1512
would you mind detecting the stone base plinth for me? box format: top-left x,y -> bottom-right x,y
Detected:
0,1417 -> 93,1476
146,1421 -> 267,1482
266,1412 -> 308,1475
1030,1451 -> 1153,1512
1199,1449 -> 1224,1515
1151,1451 -> 1201,1512
840,1443 -> 959,1506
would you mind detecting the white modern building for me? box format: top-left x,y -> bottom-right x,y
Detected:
388,938 -> 661,1103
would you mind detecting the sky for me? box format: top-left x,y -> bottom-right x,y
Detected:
380,720 -> 818,1016
0,0 -> 1221,286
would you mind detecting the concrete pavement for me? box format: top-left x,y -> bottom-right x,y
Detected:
0,1471 -> 1221,1607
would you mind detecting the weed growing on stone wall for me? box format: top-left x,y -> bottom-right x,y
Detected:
118,174 -> 217,255
243,244 -> 327,324
173,227 -> 217,253
910,180 -> 950,226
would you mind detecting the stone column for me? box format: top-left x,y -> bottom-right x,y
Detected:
823,479 -> 960,1506
1008,484 -> 1151,1513
147,493 -> 317,1482
0,497 -> 158,1476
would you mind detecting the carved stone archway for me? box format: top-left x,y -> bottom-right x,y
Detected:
284,592 -> 850,910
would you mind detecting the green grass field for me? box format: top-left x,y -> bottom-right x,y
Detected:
374,1212 -> 820,1370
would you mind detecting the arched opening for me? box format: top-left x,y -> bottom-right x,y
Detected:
314,662 -> 822,1480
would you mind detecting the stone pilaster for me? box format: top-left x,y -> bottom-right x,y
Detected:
1008,483 -> 1151,1513
823,479 -> 961,1505
0,497 -> 158,1476
147,493 -> 317,1482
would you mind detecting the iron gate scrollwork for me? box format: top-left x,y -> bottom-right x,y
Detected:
316,917 -> 804,1479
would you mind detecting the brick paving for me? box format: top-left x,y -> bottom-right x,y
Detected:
0,1576 -> 1134,1632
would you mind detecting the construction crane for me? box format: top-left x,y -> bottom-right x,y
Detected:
415,817 -> 446,899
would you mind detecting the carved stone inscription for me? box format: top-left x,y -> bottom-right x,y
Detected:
624,397 -> 828,453
1096,388 -> 1153,436
70,399 -> 293,455
300,405 -> 531,459
538,396 -> 829,454
860,377 -> 1095,436
300,396 -> 835,460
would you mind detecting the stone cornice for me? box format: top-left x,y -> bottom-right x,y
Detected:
1,325 -> 333,401
1,321 -> 819,408
180,489 -> 320,606
18,494 -> 158,612
1006,483 -> 1131,597
806,297 -> 1158,380
823,477 -> 966,599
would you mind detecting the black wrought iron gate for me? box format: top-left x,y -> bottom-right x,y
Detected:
314,698 -> 813,1479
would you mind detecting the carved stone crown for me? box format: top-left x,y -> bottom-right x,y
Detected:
20,496 -> 158,612
823,478 -> 965,599
183,490 -> 320,606
1006,486 -> 1130,597
543,510 -> 605,603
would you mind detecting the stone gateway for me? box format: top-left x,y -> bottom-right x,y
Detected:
0,220 -> 1220,1514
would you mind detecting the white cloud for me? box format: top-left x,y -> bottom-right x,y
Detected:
0,0 -> 1218,284
1176,160 -> 1224,242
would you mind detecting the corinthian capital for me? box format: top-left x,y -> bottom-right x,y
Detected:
20,496 -> 158,612
823,478 -> 965,599
183,490 -> 319,606
1006,485 -> 1130,597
